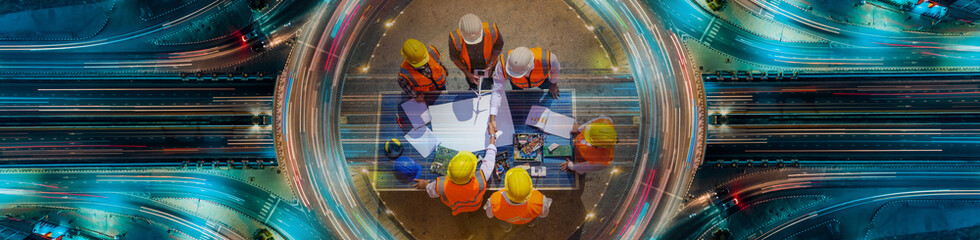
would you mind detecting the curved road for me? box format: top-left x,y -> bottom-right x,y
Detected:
0,171 -> 327,239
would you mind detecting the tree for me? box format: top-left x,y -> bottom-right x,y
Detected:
707,0 -> 727,11
254,228 -> 275,240
712,228 -> 733,240
249,0 -> 269,12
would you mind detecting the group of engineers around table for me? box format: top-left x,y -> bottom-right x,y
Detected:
369,13 -> 621,225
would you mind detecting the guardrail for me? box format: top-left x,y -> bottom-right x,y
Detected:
705,159 -> 800,168
702,70 -> 798,81
181,72 -> 276,81
703,71 -> 980,82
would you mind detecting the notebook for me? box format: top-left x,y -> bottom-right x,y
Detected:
401,99 -> 431,128
404,126 -> 439,158
525,105 -> 574,139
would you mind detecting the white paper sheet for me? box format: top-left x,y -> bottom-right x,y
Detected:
429,93 -> 514,152
543,111 -> 574,139
401,100 -> 431,128
525,105 -> 548,126
525,105 -> 574,139
404,126 -> 439,158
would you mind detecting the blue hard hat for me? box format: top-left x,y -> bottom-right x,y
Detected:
393,156 -> 421,181
385,138 -> 403,159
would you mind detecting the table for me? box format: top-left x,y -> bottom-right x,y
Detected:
373,90 -> 577,190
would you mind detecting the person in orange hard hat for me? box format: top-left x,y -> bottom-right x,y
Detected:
560,116 -> 617,173
399,39 -> 447,104
485,168 -> 552,229
414,136 -> 498,215
448,13 -> 503,91
487,46 -> 561,134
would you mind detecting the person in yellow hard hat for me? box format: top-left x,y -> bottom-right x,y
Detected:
399,39 -> 447,104
560,116 -> 617,173
485,168 -> 552,228
413,136 -> 498,215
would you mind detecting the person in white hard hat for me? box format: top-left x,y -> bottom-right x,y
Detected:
487,47 -> 561,134
449,14 -> 504,91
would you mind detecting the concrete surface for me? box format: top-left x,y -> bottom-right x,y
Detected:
337,0 -> 641,239
156,197 -> 284,240
783,0 -> 976,33
867,200 -> 980,239
694,0 -> 826,42
0,1 -> 113,40
154,0 -> 256,45
0,206 -> 190,240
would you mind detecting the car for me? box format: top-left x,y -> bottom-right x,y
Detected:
713,187 -> 730,199
252,115 -> 271,126
709,114 -> 729,125
719,198 -> 739,212
250,40 -> 268,52
241,31 -> 262,43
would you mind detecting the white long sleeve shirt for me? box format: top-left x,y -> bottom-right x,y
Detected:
567,116 -> 614,173
425,144 -> 497,198
489,53 -> 561,116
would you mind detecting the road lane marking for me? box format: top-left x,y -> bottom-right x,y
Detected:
264,197 -> 281,222
700,17 -> 716,42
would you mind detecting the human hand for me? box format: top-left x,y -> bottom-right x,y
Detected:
414,93 -> 425,103
412,179 -> 429,189
487,116 -> 498,136
467,74 -> 480,85
559,160 -> 572,172
549,83 -> 560,99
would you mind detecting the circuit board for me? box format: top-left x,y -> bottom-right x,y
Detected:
544,145 -> 573,157
430,145 -> 458,176
513,133 -> 543,162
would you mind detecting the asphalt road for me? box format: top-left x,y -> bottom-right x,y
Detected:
0,0 -> 318,72
0,74 -> 276,167
705,72 -> 980,164
664,168 -> 980,239
12,0 -> 980,238
271,0 -> 708,238
0,171 -> 327,239
660,0 -> 980,238
653,0 -> 980,70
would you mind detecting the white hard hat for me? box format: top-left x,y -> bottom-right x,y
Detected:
459,14 -> 483,45
506,47 -> 534,77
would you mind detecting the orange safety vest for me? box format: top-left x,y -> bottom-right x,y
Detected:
574,118 -> 615,165
489,189 -> 544,225
399,46 -> 447,92
499,47 -> 552,89
450,23 -> 500,74
435,172 -> 487,215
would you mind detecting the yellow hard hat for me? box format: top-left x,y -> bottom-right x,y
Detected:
504,168 -> 532,203
447,151 -> 477,185
401,39 -> 430,68
584,122 -> 617,148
